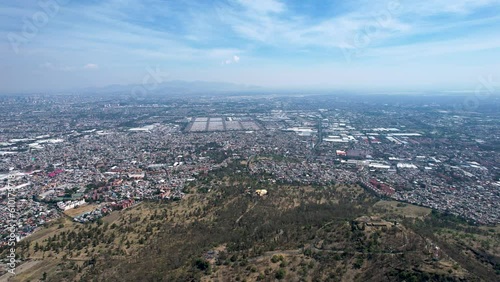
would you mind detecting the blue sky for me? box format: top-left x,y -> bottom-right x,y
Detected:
1,0 -> 499,93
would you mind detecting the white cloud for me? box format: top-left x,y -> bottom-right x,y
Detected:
235,0 -> 284,14
41,63 -> 100,71
217,0 -> 500,53
40,62 -> 53,69
405,0 -> 500,16
217,0 -> 410,49
222,55 -> 241,65
2,0 -> 500,92
40,62 -> 76,72
83,63 -> 99,70
365,34 -> 500,59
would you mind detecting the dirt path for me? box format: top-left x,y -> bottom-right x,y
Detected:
235,202 -> 258,224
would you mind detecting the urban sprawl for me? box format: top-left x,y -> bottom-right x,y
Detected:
1,93 -> 499,245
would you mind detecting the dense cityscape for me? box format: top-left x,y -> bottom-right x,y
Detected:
1,93 -> 498,247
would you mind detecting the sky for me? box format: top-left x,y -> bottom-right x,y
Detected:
0,0 -> 499,93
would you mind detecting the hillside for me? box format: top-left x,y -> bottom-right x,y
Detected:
2,164 -> 499,281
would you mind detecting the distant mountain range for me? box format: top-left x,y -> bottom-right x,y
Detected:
77,80 -> 264,95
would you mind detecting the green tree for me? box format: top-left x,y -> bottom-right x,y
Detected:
275,269 -> 286,280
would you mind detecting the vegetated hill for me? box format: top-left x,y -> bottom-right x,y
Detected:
2,164 -> 499,281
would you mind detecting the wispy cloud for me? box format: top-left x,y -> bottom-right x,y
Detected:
40,62 -> 76,72
222,55 -> 241,65
1,0 -> 499,92
235,0 -> 285,14
404,0 -> 500,15
217,0 -> 500,51
39,62 -> 102,72
83,63 -> 99,70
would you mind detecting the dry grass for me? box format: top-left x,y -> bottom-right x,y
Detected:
0,261 -> 41,282
12,202 -> 171,281
63,204 -> 100,217
5,260 -> 60,282
373,200 -> 431,219
23,216 -> 73,242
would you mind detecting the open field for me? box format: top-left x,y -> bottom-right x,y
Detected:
373,200 -> 432,219
63,204 -> 100,217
